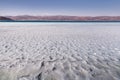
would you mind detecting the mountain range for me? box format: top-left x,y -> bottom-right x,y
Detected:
1,16 -> 120,21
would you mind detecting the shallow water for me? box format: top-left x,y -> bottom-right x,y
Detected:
0,22 -> 120,80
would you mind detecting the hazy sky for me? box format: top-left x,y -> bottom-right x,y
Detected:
0,0 -> 120,16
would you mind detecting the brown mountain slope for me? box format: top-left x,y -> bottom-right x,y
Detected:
0,16 -> 13,20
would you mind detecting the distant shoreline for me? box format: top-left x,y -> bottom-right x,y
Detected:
1,20 -> 120,22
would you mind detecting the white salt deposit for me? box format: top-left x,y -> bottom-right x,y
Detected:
0,22 -> 120,80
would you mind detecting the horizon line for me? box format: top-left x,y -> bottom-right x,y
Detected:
1,15 -> 120,17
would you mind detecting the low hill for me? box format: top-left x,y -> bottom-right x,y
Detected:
0,16 -> 13,20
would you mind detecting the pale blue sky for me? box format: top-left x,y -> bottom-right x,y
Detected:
0,0 -> 120,16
